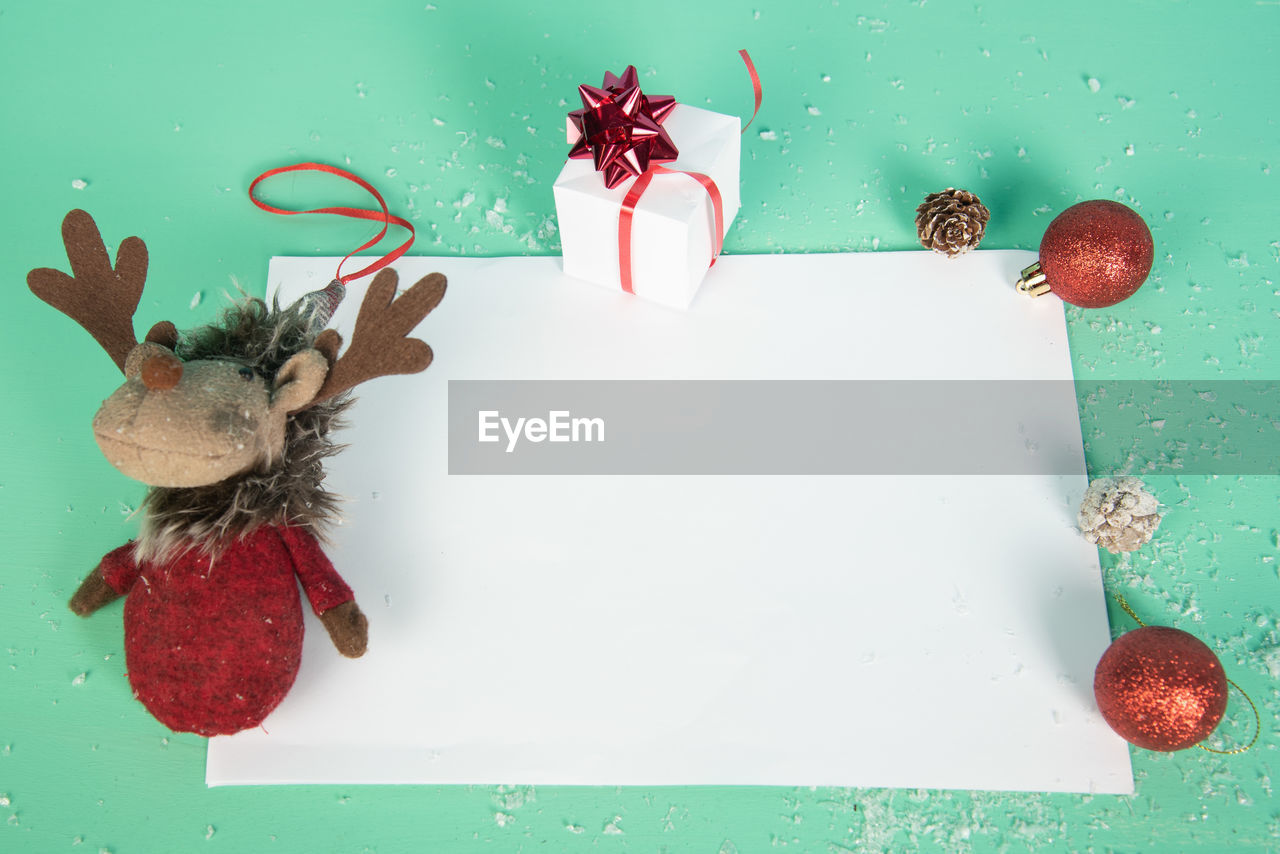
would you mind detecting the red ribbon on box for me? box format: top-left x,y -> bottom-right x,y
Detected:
568,50 -> 762,296
619,165 -> 724,295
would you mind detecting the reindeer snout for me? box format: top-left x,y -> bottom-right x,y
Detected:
140,353 -> 183,391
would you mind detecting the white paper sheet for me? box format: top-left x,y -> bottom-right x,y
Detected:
206,251 -> 1133,793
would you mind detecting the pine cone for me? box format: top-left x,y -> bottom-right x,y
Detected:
915,188 -> 990,257
1078,477 -> 1162,554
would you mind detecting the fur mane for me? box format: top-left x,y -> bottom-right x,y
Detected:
135,297 -> 350,564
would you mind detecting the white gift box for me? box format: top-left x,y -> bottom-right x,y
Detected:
553,104 -> 741,309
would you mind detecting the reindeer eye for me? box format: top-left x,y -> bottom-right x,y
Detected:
238,366 -> 255,381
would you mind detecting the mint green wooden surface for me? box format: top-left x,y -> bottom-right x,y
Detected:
2,1 -> 1277,851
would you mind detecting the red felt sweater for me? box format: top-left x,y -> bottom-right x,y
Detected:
99,525 -> 353,736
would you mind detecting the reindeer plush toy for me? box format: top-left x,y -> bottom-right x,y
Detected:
29,209 -> 445,736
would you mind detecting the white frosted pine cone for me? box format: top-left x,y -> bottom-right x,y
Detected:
1078,477 -> 1162,554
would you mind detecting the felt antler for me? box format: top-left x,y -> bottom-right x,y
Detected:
309,268 -> 446,406
27,210 -> 155,373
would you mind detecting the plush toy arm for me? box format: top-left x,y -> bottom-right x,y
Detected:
275,526 -> 367,656
319,601 -> 369,658
69,542 -> 140,616
69,568 -> 121,616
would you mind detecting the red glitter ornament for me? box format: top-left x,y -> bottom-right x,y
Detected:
1016,200 -> 1154,308
1093,625 -> 1228,751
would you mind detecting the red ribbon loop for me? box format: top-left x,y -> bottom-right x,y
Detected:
248,162 -> 415,285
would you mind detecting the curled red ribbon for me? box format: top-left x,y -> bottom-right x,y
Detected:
614,50 -> 759,296
738,49 -> 763,133
248,162 -> 415,284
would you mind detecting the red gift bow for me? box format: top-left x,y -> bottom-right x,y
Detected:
570,50 -> 761,296
567,66 -> 679,190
